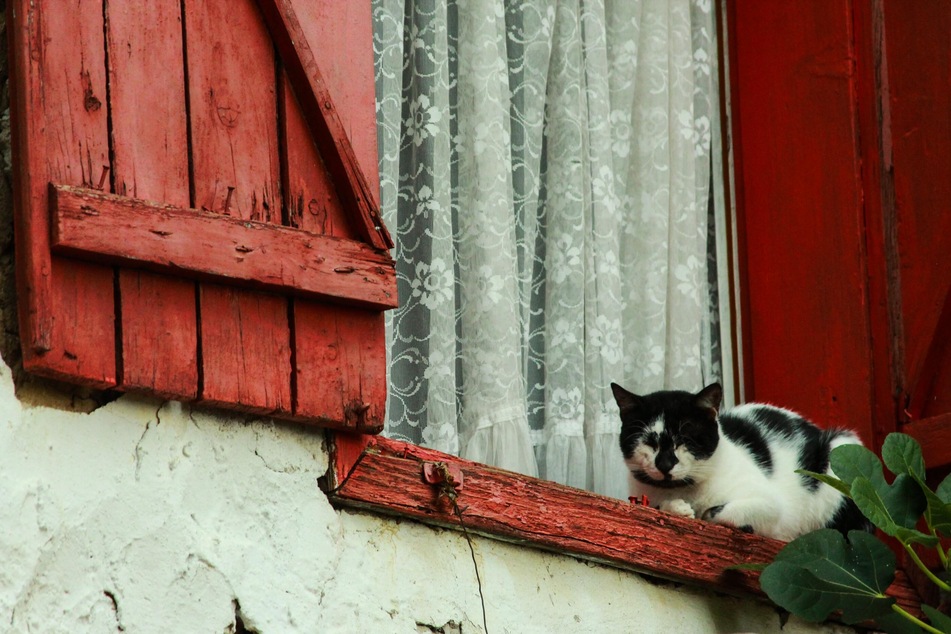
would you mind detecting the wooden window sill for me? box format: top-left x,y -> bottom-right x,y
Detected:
325,432 -> 923,622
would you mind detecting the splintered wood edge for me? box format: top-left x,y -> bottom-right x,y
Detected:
50,184 -> 397,309
327,434 -> 924,620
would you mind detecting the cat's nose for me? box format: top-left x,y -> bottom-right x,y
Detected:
655,453 -> 678,475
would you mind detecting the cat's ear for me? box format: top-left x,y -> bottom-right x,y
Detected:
611,383 -> 644,411
695,383 -> 723,417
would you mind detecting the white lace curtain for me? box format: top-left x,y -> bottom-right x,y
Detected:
374,0 -> 732,499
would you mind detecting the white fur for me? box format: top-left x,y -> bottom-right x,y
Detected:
627,405 -> 862,542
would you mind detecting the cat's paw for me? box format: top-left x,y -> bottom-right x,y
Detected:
660,498 -> 696,518
702,503 -> 756,533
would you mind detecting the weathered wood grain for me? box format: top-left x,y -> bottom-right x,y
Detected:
199,285 -> 291,414
289,0 -> 380,199
292,303 -> 385,432
255,0 -> 393,250
185,0 -> 290,416
182,0 -> 281,219
118,272 -> 198,399
8,0 -> 116,385
51,185 -> 397,309
105,0 -> 198,398
329,435 -> 924,619
281,75 -> 355,238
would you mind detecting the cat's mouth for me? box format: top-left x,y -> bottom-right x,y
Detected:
632,471 -> 694,489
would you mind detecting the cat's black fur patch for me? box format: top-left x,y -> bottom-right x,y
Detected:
826,496 -> 874,534
796,425 -> 832,491
701,504 -> 725,520
720,414 -> 773,475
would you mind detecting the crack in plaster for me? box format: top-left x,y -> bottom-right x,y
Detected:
102,590 -> 124,632
132,402 -> 166,480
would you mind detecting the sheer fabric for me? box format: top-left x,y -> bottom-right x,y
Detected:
374,0 -> 729,498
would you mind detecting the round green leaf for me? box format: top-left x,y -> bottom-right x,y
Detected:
830,443 -> 886,487
882,433 -> 926,480
922,605 -> 951,634
937,472 -> 951,505
761,529 -> 896,624
851,475 -> 932,543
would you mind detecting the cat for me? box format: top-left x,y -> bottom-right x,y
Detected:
610,381 -> 872,541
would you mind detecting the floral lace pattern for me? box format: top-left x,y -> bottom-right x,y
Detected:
375,0 -> 725,498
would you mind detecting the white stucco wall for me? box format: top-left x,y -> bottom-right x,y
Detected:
0,354 -> 857,634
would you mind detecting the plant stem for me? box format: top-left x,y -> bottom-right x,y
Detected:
936,541 -> 948,571
891,604 -> 945,634
903,543 -> 951,592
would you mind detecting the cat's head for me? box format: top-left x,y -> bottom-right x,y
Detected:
610,382 -> 723,488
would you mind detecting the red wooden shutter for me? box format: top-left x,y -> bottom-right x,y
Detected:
728,0 -> 951,471
8,0 -> 395,432
872,1 -> 951,470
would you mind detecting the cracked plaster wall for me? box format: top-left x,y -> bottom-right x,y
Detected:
0,356 -> 862,634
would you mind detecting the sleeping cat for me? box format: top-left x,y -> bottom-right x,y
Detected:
611,381 -> 872,541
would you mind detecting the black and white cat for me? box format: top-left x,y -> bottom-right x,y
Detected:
611,381 -> 871,541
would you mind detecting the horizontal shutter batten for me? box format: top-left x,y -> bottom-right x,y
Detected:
50,184 -> 397,309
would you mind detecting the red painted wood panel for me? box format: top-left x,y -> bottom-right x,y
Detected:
255,0 -> 391,250
105,0 -> 198,398
728,1 -> 874,439
328,435 -> 923,619
51,186 -> 397,309
850,0 -> 901,452
289,0 -> 380,208
183,0 -> 291,413
8,0 -> 116,386
119,274 -> 197,399
199,285 -> 291,413
281,77 -> 354,238
278,1 -> 391,431
293,304 -> 385,431
883,2 -> 951,425
183,0 -> 281,218
10,0 -> 393,429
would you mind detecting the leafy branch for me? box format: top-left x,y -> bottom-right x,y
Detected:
759,433 -> 951,633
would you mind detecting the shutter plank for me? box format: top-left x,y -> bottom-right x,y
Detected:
183,0 -> 291,414
281,77 -> 355,238
106,0 -> 198,398
283,2 -> 388,431
9,0 -> 116,386
293,303 -> 385,432
119,273 -> 198,399
183,0 -> 281,219
255,0 -> 392,249
200,286 -> 291,413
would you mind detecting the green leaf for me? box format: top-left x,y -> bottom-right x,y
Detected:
830,443 -> 887,487
851,476 -> 935,545
797,469 -> 852,496
922,605 -> 951,634
761,529 -> 896,624
873,611 -> 929,634
937,472 -> 951,505
917,478 -> 951,538
882,433 -> 926,480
